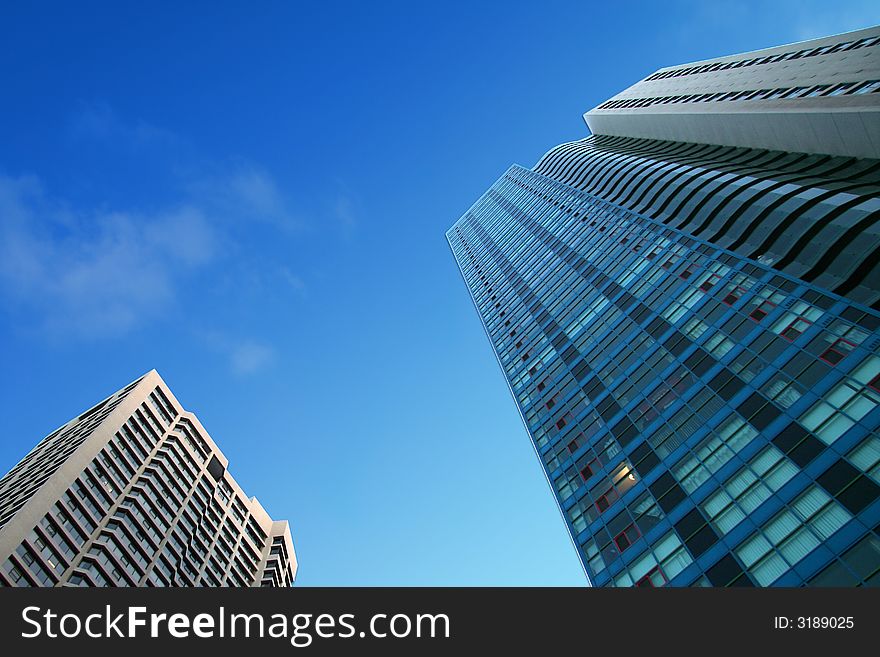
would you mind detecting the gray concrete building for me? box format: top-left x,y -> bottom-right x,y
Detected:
585,26 -> 880,158
0,370 -> 297,587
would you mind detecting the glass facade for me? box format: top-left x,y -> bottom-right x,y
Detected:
447,164 -> 880,586
532,135 -> 880,307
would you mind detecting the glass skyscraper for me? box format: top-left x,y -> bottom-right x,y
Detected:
448,27 -> 880,586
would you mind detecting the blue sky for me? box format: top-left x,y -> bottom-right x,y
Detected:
1,1 -> 879,586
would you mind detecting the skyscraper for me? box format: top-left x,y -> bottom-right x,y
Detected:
0,370 -> 297,587
448,27 -> 880,586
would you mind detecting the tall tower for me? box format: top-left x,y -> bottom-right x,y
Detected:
448,27 -> 880,586
0,370 -> 297,587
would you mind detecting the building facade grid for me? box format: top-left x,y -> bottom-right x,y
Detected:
448,164 -> 880,587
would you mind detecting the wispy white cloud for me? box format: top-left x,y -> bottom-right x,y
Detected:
0,103 -> 314,340
69,102 -> 303,233
229,340 -> 275,375
198,331 -> 276,376
279,266 -> 308,298
144,206 -> 216,267
68,101 -> 182,153
333,193 -> 358,241
0,174 -> 215,337
185,164 -> 304,234
230,168 -> 286,218
0,101 -> 355,385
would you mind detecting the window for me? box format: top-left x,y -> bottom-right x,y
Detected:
581,539 -> 607,574
848,437 -> 880,484
679,263 -> 699,280
636,565 -> 667,587
736,486 -> 851,585
850,356 -> 880,392
803,85 -> 830,97
800,380 -> 880,445
852,80 -> 880,95
6,564 -> 26,585
623,531 -> 692,587
614,523 -> 642,552
762,374 -> 803,409
780,317 -> 811,341
674,415 -> 758,493
581,458 -> 600,481
821,339 -> 855,366
825,83 -> 855,97
700,273 -> 721,292
555,412 -> 572,431
749,300 -> 776,322
595,487 -> 619,513
723,286 -> 746,306
780,86 -> 807,98
702,445 -> 797,534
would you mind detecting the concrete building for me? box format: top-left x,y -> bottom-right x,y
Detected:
448,27 -> 880,586
585,26 -> 880,158
0,370 -> 296,587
